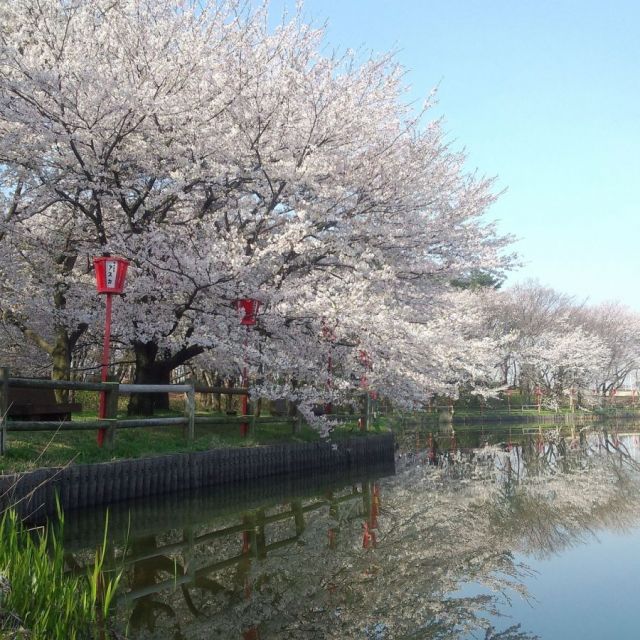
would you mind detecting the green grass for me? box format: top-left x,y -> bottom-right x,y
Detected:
0,507 -> 120,639
0,413 -> 388,475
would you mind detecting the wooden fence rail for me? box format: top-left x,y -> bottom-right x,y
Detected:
6,377 -> 114,391
0,368 -> 370,455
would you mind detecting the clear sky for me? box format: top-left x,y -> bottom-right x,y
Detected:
274,0 -> 640,309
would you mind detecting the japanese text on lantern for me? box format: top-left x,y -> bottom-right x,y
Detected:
105,261 -> 118,289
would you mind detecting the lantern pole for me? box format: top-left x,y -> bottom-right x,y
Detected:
235,298 -> 260,438
97,292 -> 113,446
241,328 -> 249,437
358,350 -> 374,431
325,354 -> 333,414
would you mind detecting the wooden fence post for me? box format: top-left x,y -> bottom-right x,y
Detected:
291,500 -> 305,536
185,380 -> 195,442
255,509 -> 267,559
249,395 -> 262,433
360,393 -> 369,432
0,367 -> 8,455
293,410 -> 303,434
182,526 -> 195,586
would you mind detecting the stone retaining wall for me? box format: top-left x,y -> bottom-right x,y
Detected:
0,434 -> 395,520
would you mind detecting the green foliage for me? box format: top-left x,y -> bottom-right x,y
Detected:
0,507 -> 120,639
72,390 -> 100,415
450,269 -> 503,290
73,390 -> 131,418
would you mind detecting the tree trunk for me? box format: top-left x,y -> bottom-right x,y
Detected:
51,329 -> 71,402
287,378 -> 298,417
128,341 -> 205,415
127,341 -> 171,415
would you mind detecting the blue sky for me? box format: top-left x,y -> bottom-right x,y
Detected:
274,0 -> 640,309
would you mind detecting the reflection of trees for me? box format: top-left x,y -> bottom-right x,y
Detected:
86,481 -> 540,639
65,427 -> 640,639
484,430 -> 640,558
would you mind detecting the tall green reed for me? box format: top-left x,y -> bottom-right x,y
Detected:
0,505 -> 121,639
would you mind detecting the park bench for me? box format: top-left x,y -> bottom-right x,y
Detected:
7,384 -> 82,421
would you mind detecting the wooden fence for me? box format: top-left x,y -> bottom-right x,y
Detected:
0,368 -> 372,455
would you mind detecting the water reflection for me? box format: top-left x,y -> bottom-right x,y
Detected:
63,424 -> 640,639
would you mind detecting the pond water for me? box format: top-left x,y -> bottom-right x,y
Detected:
62,422 -> 640,639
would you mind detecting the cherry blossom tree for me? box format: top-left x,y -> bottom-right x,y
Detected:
0,0 -> 511,414
0,203 -> 97,398
515,327 -> 609,403
481,281 -> 580,388
575,302 -> 640,400
481,282 -> 612,404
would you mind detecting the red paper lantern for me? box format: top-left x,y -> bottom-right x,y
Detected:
359,350 -> 372,368
321,319 -> 336,341
93,256 -> 129,294
235,298 -> 261,326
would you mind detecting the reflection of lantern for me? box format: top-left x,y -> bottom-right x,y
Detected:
235,298 -> 261,326
93,256 -> 129,294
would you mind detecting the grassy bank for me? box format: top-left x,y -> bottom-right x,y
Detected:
0,414 -> 388,475
0,508 -> 119,639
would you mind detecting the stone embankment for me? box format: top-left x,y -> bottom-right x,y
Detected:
0,434 -> 395,519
